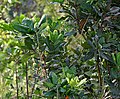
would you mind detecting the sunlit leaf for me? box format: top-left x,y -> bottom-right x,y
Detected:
52,0 -> 64,3
78,78 -> 87,86
43,82 -> 54,88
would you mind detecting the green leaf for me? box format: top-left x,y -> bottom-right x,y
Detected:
99,37 -> 105,44
38,23 -> 47,32
0,51 -> 6,61
52,72 -> 58,84
60,87 -> 66,92
21,54 -> 31,63
117,44 -> 120,51
13,24 -> 29,33
52,0 -> 64,3
69,76 -> 79,88
61,79 -> 68,86
64,31 -> 77,37
78,78 -> 87,86
82,49 -> 94,61
24,37 -> 34,50
34,88 -> 41,95
50,30 -> 58,42
69,66 -> 76,74
45,36 -> 54,51
11,14 -> 25,24
100,52 -> 114,63
43,90 -> 55,97
0,23 -> 14,31
49,72 -> 58,84
12,18 -> 35,34
38,15 -> 47,28
43,82 -> 54,88
81,41 -> 91,49
92,6 -> 102,16
116,52 -> 120,66
22,18 -> 34,30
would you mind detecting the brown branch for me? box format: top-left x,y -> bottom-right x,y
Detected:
15,59 -> 20,99
30,63 -> 40,98
16,69 -> 19,99
26,63 -> 29,99
96,52 -> 102,88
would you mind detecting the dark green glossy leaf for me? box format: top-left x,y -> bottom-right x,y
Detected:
12,18 -> 35,34
116,52 -> 120,66
49,72 -> 58,84
43,90 -> 55,97
52,72 -> 58,84
24,37 -> 34,49
64,31 -> 77,37
82,49 -> 94,61
117,44 -> 120,51
22,18 -> 34,30
61,79 -> 68,86
100,52 -> 114,63
60,87 -> 66,92
52,0 -> 64,3
45,36 -> 54,51
13,24 -> 29,33
81,41 -> 91,49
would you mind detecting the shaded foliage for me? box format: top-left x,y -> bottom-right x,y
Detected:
0,0 -> 120,99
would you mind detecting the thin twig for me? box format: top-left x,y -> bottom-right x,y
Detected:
26,63 -> 29,99
16,69 -> 19,99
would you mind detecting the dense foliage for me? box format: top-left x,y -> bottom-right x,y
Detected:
0,0 -> 120,99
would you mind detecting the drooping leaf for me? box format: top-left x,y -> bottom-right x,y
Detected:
64,31 -> 77,37
82,49 -> 94,61
100,52 -> 114,63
